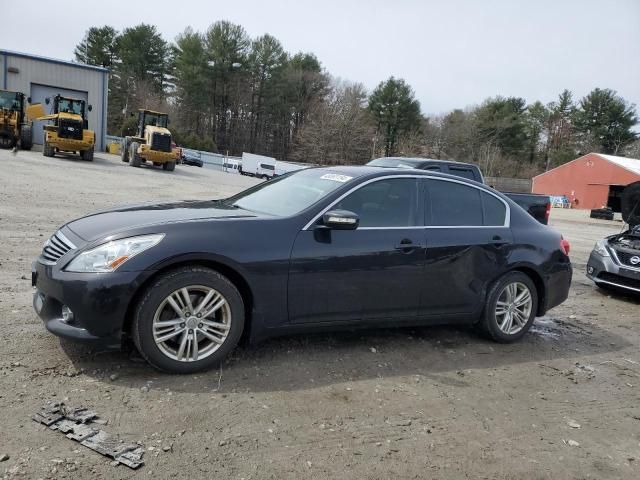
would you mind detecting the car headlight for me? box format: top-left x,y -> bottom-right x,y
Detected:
593,239 -> 610,257
65,234 -> 164,273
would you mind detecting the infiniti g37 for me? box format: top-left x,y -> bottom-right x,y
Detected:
32,167 -> 572,373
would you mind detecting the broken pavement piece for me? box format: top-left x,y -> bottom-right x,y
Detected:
32,401 -> 144,469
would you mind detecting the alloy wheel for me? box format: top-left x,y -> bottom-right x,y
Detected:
152,285 -> 231,362
495,281 -> 533,335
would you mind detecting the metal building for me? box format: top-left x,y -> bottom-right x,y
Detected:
532,152 -> 640,210
0,49 -> 108,151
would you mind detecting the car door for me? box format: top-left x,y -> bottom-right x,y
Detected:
419,178 -> 512,317
288,177 -> 425,324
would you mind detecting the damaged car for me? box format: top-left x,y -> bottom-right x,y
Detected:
32,166 -> 572,373
587,181 -> 640,294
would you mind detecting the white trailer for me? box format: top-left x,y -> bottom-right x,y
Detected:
240,152 -> 276,179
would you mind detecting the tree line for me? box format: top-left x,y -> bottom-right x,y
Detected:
74,22 -> 638,177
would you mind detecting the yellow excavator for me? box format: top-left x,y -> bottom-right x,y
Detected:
39,95 -> 95,161
0,89 -> 35,150
121,109 -> 179,171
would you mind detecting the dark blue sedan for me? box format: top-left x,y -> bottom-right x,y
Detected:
32,166 -> 572,373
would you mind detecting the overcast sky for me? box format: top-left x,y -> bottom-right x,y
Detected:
4,0 -> 639,116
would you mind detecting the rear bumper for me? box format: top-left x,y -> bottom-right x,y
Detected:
542,261 -> 573,314
32,260 -> 151,347
587,251 -> 640,293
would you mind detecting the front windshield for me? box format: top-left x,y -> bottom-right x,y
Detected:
229,169 -> 355,217
0,91 -> 20,111
57,98 -> 84,115
143,112 -> 168,128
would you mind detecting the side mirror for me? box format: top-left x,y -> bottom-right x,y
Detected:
45,97 -> 50,105
322,210 -> 359,230
87,104 -> 93,112
27,96 -> 31,103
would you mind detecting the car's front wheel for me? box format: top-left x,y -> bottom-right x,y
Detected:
479,271 -> 538,343
132,266 -> 244,373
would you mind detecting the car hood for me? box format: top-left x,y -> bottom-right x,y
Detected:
65,200 -> 257,241
622,181 -> 640,228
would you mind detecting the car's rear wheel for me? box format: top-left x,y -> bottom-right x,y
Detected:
479,271 -> 537,343
132,266 -> 244,373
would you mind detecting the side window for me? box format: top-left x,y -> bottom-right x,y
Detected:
335,178 -> 418,227
481,190 -> 507,226
448,167 -> 477,181
426,180 -> 506,226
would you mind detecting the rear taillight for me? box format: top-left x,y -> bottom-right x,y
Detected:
545,202 -> 551,223
560,236 -> 570,256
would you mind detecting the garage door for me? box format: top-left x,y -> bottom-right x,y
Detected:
30,84 -> 88,146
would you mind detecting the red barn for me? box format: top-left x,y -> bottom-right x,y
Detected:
532,153 -> 640,210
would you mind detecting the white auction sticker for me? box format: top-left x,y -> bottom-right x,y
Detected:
320,173 -> 353,183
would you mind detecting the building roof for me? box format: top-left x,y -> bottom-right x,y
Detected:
0,49 -> 109,73
596,153 -> 640,176
533,152 -> 640,178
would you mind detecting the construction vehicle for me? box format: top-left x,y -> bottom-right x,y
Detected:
121,110 -> 179,171
39,95 -> 95,161
0,89 -> 35,150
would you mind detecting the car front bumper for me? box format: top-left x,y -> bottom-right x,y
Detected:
586,251 -> 640,294
32,260 -> 151,347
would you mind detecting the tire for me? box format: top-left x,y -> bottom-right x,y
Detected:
163,161 -> 176,172
132,266 -> 245,373
81,147 -> 94,161
129,142 -> 141,167
43,140 -> 55,157
478,271 -> 538,343
121,139 -> 130,162
20,125 -> 33,150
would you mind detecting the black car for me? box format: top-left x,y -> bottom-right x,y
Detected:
180,151 -> 204,167
367,157 -> 552,224
32,166 -> 572,373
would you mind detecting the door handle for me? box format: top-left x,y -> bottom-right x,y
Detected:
491,235 -> 509,245
394,238 -> 421,253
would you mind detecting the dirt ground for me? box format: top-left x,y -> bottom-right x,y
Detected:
1,148 -> 639,480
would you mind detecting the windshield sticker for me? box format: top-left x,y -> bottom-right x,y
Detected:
320,173 -> 353,183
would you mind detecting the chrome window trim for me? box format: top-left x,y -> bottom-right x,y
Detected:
303,174 -> 510,231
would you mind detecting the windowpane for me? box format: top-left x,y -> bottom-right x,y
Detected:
427,180 -> 506,226
427,180 -> 483,226
448,167 -> 477,181
482,192 -> 506,226
335,179 -> 417,227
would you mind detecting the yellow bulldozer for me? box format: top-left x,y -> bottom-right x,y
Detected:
121,109 -> 179,171
39,95 -> 95,161
0,89 -> 35,150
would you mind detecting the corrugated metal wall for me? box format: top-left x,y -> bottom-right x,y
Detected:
1,51 -> 108,151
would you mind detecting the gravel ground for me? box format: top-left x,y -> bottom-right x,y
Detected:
1,148 -> 639,479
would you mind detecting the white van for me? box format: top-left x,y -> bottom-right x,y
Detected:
223,158 -> 240,175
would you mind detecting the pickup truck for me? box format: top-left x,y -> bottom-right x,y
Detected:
367,157 -> 551,224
